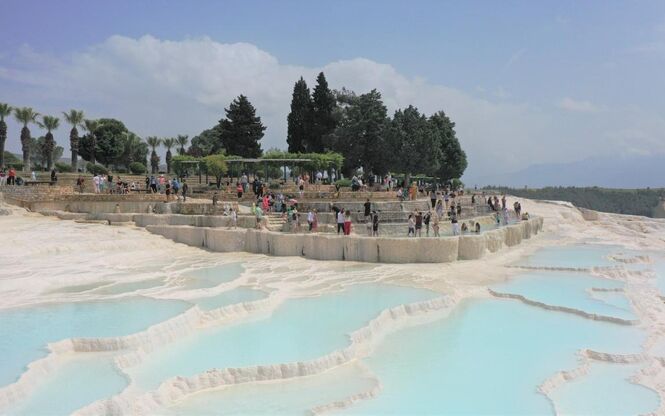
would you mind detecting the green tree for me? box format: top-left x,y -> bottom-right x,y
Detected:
93,119 -> 128,168
62,109 -> 85,171
188,126 -> 222,157
14,107 -> 40,172
29,136 -> 61,169
0,103 -> 12,169
81,119 -> 100,164
203,154 -> 228,188
329,89 -> 391,176
287,77 -> 312,153
146,136 -> 161,173
386,105 -> 442,185
41,115 -> 60,170
176,134 -> 189,155
310,72 -> 337,152
162,137 -> 176,173
429,111 -> 467,182
219,95 -> 265,158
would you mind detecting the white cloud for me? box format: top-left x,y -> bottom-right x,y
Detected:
557,97 -> 602,113
0,35 -> 663,180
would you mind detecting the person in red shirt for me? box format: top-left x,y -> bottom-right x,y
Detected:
7,167 -> 16,185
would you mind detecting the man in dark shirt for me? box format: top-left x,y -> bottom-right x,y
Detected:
364,199 -> 371,219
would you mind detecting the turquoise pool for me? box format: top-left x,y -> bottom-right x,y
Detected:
345,299 -> 647,415
0,297 -> 190,387
128,284 -> 439,390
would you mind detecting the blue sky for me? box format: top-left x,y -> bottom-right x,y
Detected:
1,0 -> 664,179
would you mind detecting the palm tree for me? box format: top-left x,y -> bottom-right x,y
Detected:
62,110 -> 85,171
41,115 -> 60,170
176,134 -> 189,155
82,119 -> 100,164
0,103 -> 12,169
123,132 -> 141,165
146,136 -> 161,174
14,107 -> 40,172
162,137 -> 176,173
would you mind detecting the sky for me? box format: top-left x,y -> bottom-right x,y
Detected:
1,0 -> 664,181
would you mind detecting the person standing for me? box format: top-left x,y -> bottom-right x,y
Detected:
312,209 -> 318,233
230,208 -> 237,229
165,182 -> 171,201
430,189 -> 436,208
415,211 -> 423,237
212,192 -> 219,206
424,210 -> 431,236
432,212 -> 440,237
407,214 -> 416,237
372,211 -> 380,237
337,208 -> 345,234
451,214 -> 460,236
181,180 -> 189,202
7,167 -> 16,185
236,182 -> 243,199
343,210 -> 352,235
364,198 -> 371,219
307,209 -> 315,232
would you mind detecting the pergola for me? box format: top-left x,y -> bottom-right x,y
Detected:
225,158 -> 314,182
179,158 -> 315,184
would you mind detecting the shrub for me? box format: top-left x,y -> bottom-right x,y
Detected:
55,162 -> 73,172
86,162 -> 108,175
334,179 -> 352,188
128,162 -> 146,174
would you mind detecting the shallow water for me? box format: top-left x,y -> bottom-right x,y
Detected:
515,244 -> 619,268
166,362 -> 375,415
491,272 -> 633,320
345,299 -> 647,415
6,354 -> 127,416
550,362 -> 659,415
0,297 -> 191,387
128,284 -> 439,390
180,263 -> 245,289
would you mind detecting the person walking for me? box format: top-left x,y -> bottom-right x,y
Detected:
451,214 -> 460,236
429,189 -> 436,208
181,180 -> 189,202
364,198 -> 371,220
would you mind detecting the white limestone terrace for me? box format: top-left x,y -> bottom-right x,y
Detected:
2,190 -> 665,415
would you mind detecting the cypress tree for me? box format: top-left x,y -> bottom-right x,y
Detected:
220,95 -> 265,158
310,72 -> 337,152
286,77 -> 312,153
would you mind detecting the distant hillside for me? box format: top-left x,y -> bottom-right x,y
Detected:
466,154 -> 665,188
490,186 -> 665,218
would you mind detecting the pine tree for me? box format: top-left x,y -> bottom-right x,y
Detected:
219,95 -> 265,158
310,72 -> 337,152
286,77 -> 312,153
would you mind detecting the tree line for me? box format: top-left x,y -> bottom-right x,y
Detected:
186,72 -> 467,183
0,103 -> 192,175
1,72 -> 467,183
489,186 -> 665,218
